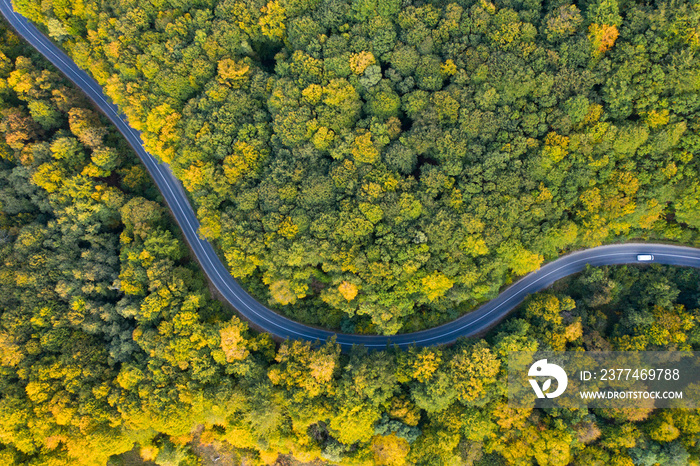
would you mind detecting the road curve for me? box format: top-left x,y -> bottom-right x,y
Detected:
4,2 -> 700,349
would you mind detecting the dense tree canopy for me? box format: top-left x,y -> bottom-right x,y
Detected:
4,1 -> 700,464
1,21 -> 700,462
14,0 -> 700,334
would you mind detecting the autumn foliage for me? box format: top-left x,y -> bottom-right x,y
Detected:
589,23 -> 620,55
11,0 -> 700,337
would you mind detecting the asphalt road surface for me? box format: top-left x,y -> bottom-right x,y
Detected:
4,1 -> 700,349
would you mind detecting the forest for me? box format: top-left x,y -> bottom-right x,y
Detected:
1,20 -> 700,464
3,0 -> 700,464
11,0 -> 700,334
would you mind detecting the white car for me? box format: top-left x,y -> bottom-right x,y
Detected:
636,254 -> 654,261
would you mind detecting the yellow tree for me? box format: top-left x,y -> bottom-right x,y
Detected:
217,58 -> 250,88
497,240 -> 543,276
349,51 -> 376,75
352,132 -> 379,164
409,347 -> 442,382
449,342 -> 501,402
219,319 -> 251,362
372,433 -> 410,466
420,272 -> 454,301
267,339 -> 340,400
338,281 -> 358,301
269,279 -> 297,305
588,24 -> 619,56
259,1 -> 286,40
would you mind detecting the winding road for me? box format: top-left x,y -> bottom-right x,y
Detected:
3,1 -> 700,349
